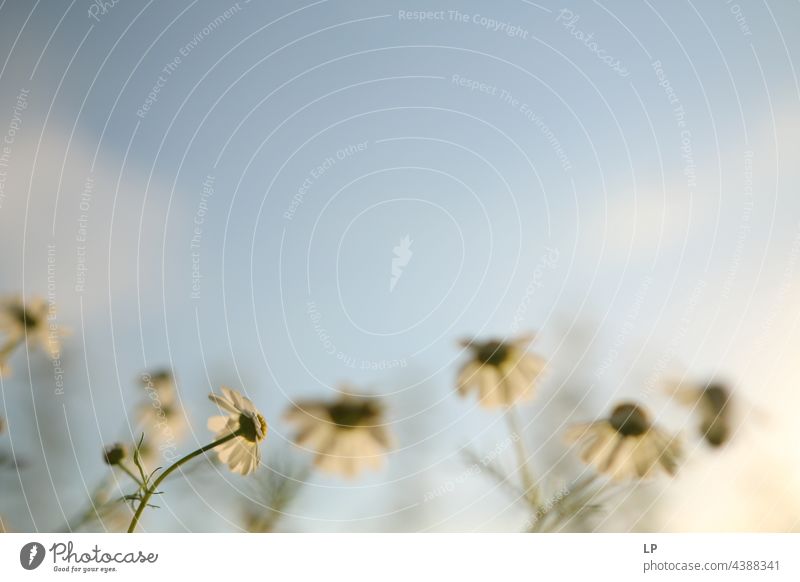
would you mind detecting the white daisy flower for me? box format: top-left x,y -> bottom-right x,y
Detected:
565,402 -> 682,481
457,333 -> 546,408
666,380 -> 731,447
285,391 -> 392,478
207,387 -> 268,475
0,295 -> 64,375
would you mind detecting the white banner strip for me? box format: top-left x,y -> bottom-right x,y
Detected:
1,533 -> 797,580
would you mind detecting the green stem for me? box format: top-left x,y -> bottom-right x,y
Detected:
127,432 -> 238,533
504,407 -> 540,507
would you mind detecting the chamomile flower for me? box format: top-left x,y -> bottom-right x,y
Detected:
207,387 -> 267,476
565,402 -> 682,481
457,333 -> 546,408
137,370 -> 187,444
285,391 -> 392,478
667,380 -> 732,447
126,387 -> 269,532
0,296 -> 63,375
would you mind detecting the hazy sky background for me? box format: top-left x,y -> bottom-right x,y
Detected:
0,0 -> 799,532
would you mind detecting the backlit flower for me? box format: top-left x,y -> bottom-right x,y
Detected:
565,402 -> 682,481
667,380 -> 732,447
285,391 -> 391,478
0,296 -> 63,375
457,333 -> 546,408
207,387 -> 267,475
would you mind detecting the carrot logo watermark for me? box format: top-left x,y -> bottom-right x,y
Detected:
19,542 -> 45,570
390,235 -> 414,292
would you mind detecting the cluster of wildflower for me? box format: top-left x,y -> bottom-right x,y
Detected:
0,295 -> 733,533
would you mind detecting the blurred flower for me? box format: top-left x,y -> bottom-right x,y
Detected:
565,402 -> 681,481
667,381 -> 731,447
137,369 -> 187,444
139,369 -> 175,399
457,333 -> 546,408
102,443 -> 128,466
208,387 -> 267,475
285,391 -> 391,478
0,515 -> 8,533
0,295 -> 64,376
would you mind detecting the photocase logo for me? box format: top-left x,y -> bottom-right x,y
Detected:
19,542 -> 46,570
390,235 -> 414,292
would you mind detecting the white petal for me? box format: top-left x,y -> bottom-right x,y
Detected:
518,353 -> 545,380
606,438 -> 637,481
501,363 -> 534,404
564,422 -> 596,444
457,361 -> 480,395
477,366 -> 503,408
221,386 -> 244,411
296,424 -> 335,452
209,392 -> 239,415
207,415 -> 229,433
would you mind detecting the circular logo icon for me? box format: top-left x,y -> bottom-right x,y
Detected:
20,542 -> 46,570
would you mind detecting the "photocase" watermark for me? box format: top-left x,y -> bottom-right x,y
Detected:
555,9 -> 630,77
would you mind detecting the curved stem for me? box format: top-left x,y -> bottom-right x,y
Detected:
127,432 -> 238,533
504,407 -> 539,507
